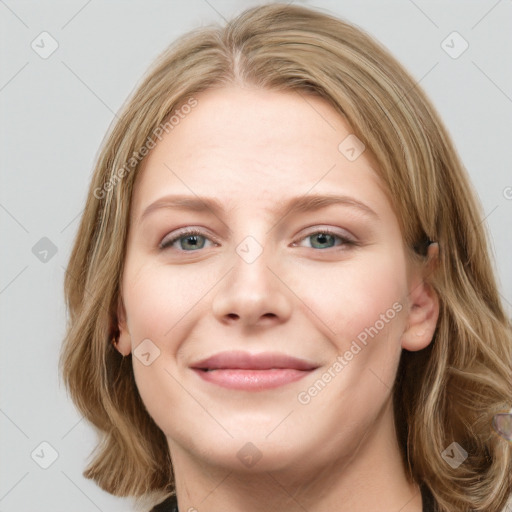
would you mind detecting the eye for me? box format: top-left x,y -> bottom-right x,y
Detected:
159,228 -> 216,251
159,227 -> 357,252
294,228 -> 357,250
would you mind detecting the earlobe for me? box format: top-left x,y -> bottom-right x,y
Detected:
114,295 -> 132,356
401,243 -> 440,352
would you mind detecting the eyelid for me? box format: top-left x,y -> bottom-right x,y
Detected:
159,227 -> 219,250
294,225 -> 357,244
159,225 -> 358,251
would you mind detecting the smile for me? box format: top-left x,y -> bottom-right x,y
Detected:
190,351 -> 318,391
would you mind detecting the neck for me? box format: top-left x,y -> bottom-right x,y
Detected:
168,398 -> 423,512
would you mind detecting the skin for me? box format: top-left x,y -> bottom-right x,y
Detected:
116,85 -> 439,512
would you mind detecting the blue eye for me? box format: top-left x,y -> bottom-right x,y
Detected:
297,229 -> 355,250
159,227 -> 356,252
159,229 -> 214,251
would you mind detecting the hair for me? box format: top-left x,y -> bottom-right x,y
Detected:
59,3 -> 512,511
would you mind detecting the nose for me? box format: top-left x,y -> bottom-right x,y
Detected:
211,238 -> 293,329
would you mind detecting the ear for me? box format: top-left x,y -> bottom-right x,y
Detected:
401,243 -> 440,352
115,294 -> 132,356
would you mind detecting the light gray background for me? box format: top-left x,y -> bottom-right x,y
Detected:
1,1 -> 511,511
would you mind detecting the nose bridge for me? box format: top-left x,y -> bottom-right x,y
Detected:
211,230 -> 292,326
235,236 -> 271,285
229,214 -> 275,282
230,233 -> 276,302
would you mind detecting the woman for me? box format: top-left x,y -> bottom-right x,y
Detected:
59,4 -> 512,511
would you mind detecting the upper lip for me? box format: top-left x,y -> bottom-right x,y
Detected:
190,351 -> 318,371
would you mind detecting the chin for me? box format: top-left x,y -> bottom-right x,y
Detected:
199,440 -> 303,474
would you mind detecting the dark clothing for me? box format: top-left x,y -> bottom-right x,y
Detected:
150,494 -> 177,512
421,483 -> 438,511
149,483 -> 437,511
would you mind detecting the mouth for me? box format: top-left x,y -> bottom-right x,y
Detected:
190,351 -> 319,390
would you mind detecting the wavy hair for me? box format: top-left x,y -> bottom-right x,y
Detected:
59,3 -> 512,511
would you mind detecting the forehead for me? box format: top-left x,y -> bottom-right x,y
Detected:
131,86 -> 390,220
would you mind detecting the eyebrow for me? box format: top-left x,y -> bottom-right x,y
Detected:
138,193 -> 379,225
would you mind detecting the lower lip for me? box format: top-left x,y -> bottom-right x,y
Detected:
192,368 -> 312,390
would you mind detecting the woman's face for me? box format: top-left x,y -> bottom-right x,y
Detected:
117,85 -> 437,476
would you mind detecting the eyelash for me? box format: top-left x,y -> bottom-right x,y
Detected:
159,227 -> 358,252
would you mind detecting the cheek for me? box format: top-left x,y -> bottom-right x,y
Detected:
291,252 -> 408,428
123,261 -> 210,342
122,263 -> 197,435
290,250 -> 408,349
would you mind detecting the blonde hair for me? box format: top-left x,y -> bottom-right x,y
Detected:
59,3 -> 512,511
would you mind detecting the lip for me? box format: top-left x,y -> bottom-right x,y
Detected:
190,351 -> 318,391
